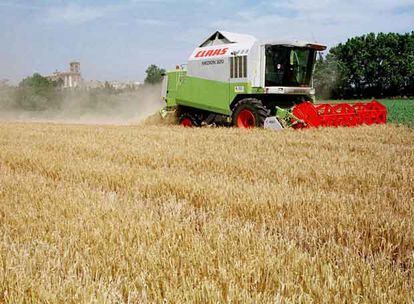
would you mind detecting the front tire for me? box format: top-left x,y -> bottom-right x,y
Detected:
178,112 -> 201,127
232,98 -> 269,128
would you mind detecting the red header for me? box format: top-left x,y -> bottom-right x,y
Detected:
195,48 -> 228,58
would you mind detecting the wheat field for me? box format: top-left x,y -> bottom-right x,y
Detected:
0,122 -> 413,303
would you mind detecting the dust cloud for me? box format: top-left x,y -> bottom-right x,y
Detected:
0,83 -> 164,125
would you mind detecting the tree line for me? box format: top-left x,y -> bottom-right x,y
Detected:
0,65 -> 165,111
314,32 -> 414,99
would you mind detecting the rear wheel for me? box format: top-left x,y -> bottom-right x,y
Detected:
232,98 -> 269,128
178,112 -> 201,127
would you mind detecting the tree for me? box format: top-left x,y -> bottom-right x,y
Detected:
329,32 -> 414,98
16,73 -> 60,110
144,64 -> 165,84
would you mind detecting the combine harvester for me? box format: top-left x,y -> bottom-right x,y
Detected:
160,31 -> 386,129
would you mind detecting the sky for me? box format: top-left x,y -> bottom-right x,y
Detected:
0,0 -> 413,84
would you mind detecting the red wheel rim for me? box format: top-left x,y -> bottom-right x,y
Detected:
181,117 -> 193,127
237,109 -> 255,128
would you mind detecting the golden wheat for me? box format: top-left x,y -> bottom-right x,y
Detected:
0,122 -> 413,303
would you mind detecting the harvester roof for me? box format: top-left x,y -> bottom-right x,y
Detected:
263,39 -> 327,50
199,30 -> 256,47
197,30 -> 326,52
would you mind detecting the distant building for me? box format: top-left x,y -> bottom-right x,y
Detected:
84,80 -> 105,90
45,61 -> 142,91
47,61 -> 82,88
108,81 -> 142,90
0,79 -> 10,87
